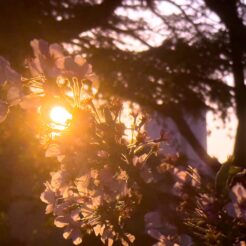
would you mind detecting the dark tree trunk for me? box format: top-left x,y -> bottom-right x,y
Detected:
169,108 -> 220,173
230,31 -> 246,166
110,87 -> 221,174
205,0 -> 246,167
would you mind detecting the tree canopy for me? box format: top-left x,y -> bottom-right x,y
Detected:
1,1 -> 246,245
1,0 -> 246,169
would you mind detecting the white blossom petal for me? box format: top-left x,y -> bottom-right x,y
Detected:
63,227 -> 72,239
71,229 -> 83,245
54,216 -> 69,228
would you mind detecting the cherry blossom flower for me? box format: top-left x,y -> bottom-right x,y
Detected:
40,182 -> 56,214
1,38 -> 246,246
40,157 -> 139,245
54,208 -> 84,245
226,182 -> 246,220
0,57 -> 22,122
27,39 -> 96,81
21,39 -> 98,111
0,57 -> 20,85
144,210 -> 192,246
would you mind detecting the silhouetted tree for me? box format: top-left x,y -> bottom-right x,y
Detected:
0,0 -> 246,168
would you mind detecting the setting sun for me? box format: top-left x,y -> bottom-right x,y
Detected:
49,106 -> 72,130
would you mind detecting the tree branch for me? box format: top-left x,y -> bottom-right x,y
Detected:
204,0 -> 246,166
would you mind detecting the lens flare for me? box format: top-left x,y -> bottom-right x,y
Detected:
49,106 -> 72,130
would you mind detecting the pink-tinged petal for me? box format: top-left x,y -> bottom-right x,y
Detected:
45,204 -> 54,214
71,208 -> 81,222
120,239 -> 129,246
172,182 -> 183,196
55,57 -> 66,70
0,56 -> 21,84
62,187 -> 74,199
76,174 -> 90,193
108,238 -> 114,246
71,229 -> 83,245
74,55 -> 87,67
97,150 -> 109,159
49,43 -> 64,60
232,183 -> 246,204
50,170 -> 68,189
6,67 -> 21,85
101,228 -> 115,245
5,67 -> 21,84
81,206 -> 94,217
62,57 -> 76,72
176,171 -> 188,182
0,100 -> 9,123
93,224 -> 102,236
30,39 -> 49,58
25,58 -> 43,76
147,229 -> 164,242
76,62 -> 91,78
91,195 -> 101,207
7,86 -> 22,106
90,169 -> 99,179
41,61 -> 60,79
126,233 -> 135,243
54,216 -> 69,228
63,227 -> 72,239
40,187 -> 55,204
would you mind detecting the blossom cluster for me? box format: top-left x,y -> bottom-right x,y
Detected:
0,39 -> 246,246
226,172 -> 246,221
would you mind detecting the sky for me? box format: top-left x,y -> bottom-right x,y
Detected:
207,110 -> 236,162
115,1 -> 235,162
73,0 -> 237,163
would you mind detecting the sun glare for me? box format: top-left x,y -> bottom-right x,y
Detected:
49,106 -> 72,130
